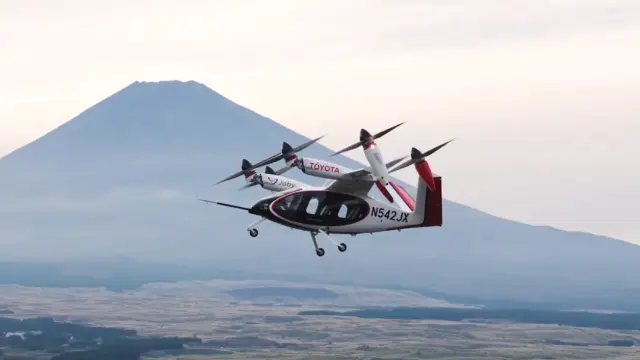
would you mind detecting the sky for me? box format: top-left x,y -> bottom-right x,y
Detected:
1,0 -> 639,243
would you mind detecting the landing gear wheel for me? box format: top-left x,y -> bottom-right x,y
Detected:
316,248 -> 325,257
248,228 -> 258,237
338,243 -> 347,252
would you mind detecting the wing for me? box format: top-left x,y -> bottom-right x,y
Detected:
325,177 -> 375,196
325,154 -> 408,195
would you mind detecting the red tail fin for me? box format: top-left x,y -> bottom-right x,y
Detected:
423,176 -> 442,226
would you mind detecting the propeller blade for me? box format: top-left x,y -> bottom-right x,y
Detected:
330,141 -> 363,157
388,159 -> 414,173
239,182 -> 259,190
274,165 -> 293,176
215,170 -> 245,185
420,138 -> 455,158
330,122 -> 406,156
385,155 -> 409,169
373,121 -> 406,139
253,135 -> 325,168
292,135 -> 325,153
389,138 -> 454,174
250,153 -> 285,169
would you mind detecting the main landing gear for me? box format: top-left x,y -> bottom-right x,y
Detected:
310,229 -> 347,257
247,218 -> 266,238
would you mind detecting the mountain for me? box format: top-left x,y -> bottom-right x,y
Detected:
1,80 -> 639,311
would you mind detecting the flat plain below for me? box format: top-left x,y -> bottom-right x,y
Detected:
2,280 -> 639,359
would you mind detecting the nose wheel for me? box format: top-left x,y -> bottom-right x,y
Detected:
247,218 -> 266,238
338,243 -> 347,252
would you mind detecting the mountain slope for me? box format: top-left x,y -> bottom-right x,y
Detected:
1,80 -> 638,310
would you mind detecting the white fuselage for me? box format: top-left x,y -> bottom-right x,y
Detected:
249,186 -> 420,234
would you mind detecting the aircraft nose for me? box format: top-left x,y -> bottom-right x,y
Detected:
249,198 -> 272,216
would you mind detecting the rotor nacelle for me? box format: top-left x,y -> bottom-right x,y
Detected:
299,157 -> 351,180
411,148 -> 436,192
254,173 -> 304,192
215,135 -> 324,185
238,159 -> 304,192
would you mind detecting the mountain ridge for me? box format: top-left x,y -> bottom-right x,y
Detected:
1,80 -> 629,245
1,79 -> 638,311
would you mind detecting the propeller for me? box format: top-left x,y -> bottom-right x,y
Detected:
214,135 -> 324,185
330,122 -> 405,157
389,139 -> 455,173
215,159 -> 255,185
252,135 -> 325,169
389,138 -> 454,191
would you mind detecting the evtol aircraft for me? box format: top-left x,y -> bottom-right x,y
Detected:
201,122 -> 453,257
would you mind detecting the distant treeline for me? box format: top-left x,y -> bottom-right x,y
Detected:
50,337 -> 199,360
3,260 -> 640,313
299,307 -> 640,332
0,316 -> 200,359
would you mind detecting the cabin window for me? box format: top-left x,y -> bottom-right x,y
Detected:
338,204 -> 348,218
306,197 -> 319,215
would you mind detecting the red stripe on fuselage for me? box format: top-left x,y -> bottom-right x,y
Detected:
389,182 -> 415,211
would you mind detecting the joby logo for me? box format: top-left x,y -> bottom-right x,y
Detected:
278,180 -> 297,188
267,176 -> 296,188
308,161 -> 340,173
